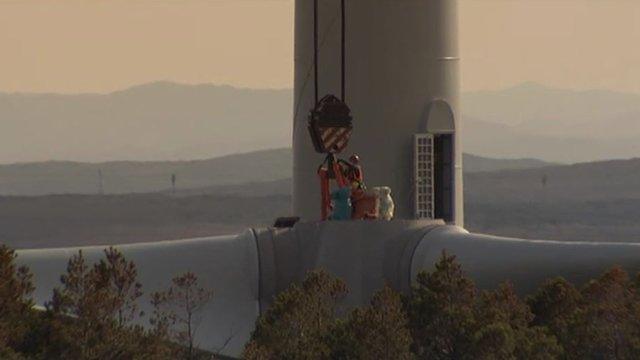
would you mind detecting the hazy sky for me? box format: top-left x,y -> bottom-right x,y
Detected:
0,0 -> 639,94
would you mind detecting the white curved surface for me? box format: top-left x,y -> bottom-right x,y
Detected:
255,220 -> 443,310
16,231 -> 260,358
412,226 -> 640,294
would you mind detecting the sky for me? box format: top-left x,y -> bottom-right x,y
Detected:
0,0 -> 639,94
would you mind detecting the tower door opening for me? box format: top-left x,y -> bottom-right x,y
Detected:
433,134 -> 454,222
414,133 -> 454,222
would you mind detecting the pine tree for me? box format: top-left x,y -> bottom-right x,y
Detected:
244,270 -> 347,360
0,245 -> 34,354
527,277 -> 581,350
409,253 -> 561,360
475,283 -> 561,359
408,251 -> 477,359
47,248 -> 149,359
151,272 -> 213,360
566,267 -> 640,359
339,285 -> 413,360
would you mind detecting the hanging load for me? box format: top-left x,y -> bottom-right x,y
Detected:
307,0 -> 387,221
308,95 -> 353,154
307,0 -> 355,221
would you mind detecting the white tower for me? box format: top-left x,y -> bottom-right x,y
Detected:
293,0 -> 463,225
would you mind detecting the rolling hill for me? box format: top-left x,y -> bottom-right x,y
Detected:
3,156 -> 640,249
0,149 -> 553,196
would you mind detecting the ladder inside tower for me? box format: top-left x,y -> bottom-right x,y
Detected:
414,134 -> 454,222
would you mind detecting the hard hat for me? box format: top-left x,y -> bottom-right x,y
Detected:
349,154 -> 360,165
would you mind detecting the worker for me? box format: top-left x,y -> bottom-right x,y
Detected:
339,153 -> 365,191
337,154 -> 375,220
317,154 -> 349,221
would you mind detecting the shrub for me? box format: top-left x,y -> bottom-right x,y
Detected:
151,272 -> 214,360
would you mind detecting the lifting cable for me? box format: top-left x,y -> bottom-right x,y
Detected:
314,0 -> 319,105
341,0 -> 346,102
293,7 -> 341,133
313,0 -> 347,106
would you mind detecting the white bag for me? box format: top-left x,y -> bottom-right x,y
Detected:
373,186 -> 394,221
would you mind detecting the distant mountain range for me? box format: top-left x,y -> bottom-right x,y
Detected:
462,83 -> 640,162
0,149 -> 553,196
463,82 -> 640,136
2,81 -> 640,164
0,82 -> 291,163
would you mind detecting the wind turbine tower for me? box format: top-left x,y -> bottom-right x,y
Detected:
293,0 -> 463,224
